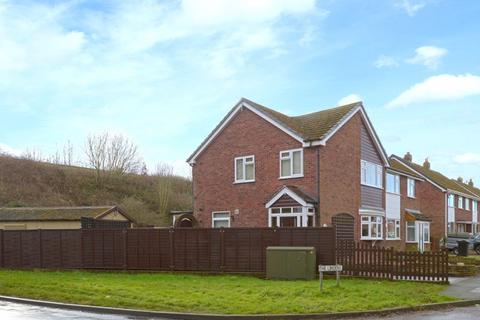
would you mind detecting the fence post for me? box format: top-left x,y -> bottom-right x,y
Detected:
169,228 -> 175,271
123,229 -> 128,269
220,228 -> 225,272
38,229 -> 43,269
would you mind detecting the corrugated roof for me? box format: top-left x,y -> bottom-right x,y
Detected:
244,98 -> 360,142
391,155 -> 478,197
0,206 -> 117,222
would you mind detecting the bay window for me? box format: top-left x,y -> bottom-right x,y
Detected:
386,173 -> 400,194
268,206 -> 315,227
361,160 -> 383,188
235,155 -> 255,183
387,219 -> 400,239
279,149 -> 303,178
361,216 -> 383,239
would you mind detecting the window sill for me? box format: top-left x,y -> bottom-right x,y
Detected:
407,196 -> 416,199
386,238 -> 401,241
361,183 -> 383,190
233,180 -> 255,184
360,237 -> 383,241
386,191 -> 400,195
279,175 -> 304,180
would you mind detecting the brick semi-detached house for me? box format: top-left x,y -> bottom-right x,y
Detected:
186,98 -> 478,251
391,154 -> 480,247
187,98 -> 392,245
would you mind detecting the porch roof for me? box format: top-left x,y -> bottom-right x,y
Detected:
405,209 -> 432,222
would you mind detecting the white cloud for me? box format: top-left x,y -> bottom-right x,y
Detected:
338,94 -> 362,105
395,0 -> 426,17
406,46 -> 447,69
373,55 -> 399,68
0,143 -> 21,156
386,74 -> 480,108
454,153 -> 480,164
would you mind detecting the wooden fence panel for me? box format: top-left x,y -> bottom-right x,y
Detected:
336,240 -> 448,282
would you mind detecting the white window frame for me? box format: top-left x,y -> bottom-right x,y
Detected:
406,221 -> 430,243
448,194 -> 455,207
360,160 -> 383,189
268,206 -> 315,228
465,198 -> 470,211
279,148 -> 303,179
386,219 -> 401,240
407,178 -> 415,198
211,211 -> 231,228
386,173 -> 400,194
458,196 -> 464,209
234,155 -> 255,183
360,216 -> 383,240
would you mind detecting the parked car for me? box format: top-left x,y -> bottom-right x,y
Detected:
446,233 -> 480,255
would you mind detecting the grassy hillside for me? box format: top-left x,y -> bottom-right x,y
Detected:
0,155 -> 192,227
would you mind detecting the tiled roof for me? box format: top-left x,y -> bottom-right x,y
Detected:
389,158 -> 423,179
285,185 -> 318,204
244,98 -> 360,142
454,180 -> 480,198
0,206 -> 120,222
391,155 -> 478,197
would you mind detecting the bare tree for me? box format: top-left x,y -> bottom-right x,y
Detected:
156,163 -> 174,218
106,135 -> 142,175
85,133 -> 108,183
85,133 -> 142,182
62,140 -> 74,166
21,148 -> 43,162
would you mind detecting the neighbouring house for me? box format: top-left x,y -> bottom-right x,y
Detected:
187,98 -> 391,244
0,206 -> 135,230
391,154 -> 480,241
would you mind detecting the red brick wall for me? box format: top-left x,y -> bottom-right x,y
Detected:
453,195 -> 473,225
418,181 -> 446,246
318,112 -> 363,239
192,107 -> 317,227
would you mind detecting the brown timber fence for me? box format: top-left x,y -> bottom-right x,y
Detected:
0,227 -> 335,273
337,241 -> 449,283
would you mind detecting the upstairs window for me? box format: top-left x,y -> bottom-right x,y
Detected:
458,196 -> 464,209
473,200 -> 478,213
386,173 -> 400,194
361,160 -> 383,188
235,155 -> 255,183
448,194 -> 455,207
466,198 -> 470,211
407,178 -> 415,198
279,149 -> 303,178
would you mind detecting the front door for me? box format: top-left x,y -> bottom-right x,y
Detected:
417,222 -> 427,253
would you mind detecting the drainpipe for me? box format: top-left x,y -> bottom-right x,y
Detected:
316,146 -> 321,226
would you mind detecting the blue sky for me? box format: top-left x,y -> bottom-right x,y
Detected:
0,0 -> 479,183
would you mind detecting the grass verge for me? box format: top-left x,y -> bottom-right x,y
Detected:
0,270 -> 456,315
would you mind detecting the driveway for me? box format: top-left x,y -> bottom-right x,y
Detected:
442,275 -> 480,299
350,305 -> 480,320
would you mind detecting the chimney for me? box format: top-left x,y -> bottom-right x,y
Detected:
404,152 -> 412,162
457,177 -> 464,183
423,158 -> 430,170
468,179 -> 474,187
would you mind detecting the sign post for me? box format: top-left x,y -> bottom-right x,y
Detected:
318,265 -> 343,292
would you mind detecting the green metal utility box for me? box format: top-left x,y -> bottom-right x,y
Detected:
266,246 -> 316,280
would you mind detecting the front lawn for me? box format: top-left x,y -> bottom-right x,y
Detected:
0,270 -> 456,315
